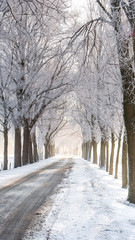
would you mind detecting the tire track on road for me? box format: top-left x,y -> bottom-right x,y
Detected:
0,158 -> 73,240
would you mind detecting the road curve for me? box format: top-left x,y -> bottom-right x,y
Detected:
0,158 -> 73,240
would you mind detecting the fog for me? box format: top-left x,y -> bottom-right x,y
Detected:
55,123 -> 82,156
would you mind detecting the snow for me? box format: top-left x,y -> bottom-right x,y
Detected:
22,157 -> 135,240
0,156 -> 63,188
1,156 -> 135,239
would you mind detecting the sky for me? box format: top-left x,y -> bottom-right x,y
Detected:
70,0 -> 88,22
71,0 -> 87,9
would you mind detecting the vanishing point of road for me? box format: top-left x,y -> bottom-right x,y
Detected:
0,158 -> 73,240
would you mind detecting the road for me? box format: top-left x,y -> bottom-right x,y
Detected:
0,158 -> 72,240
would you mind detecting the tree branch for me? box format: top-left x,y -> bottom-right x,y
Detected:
96,0 -> 112,20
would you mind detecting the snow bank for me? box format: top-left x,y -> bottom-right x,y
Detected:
0,156 -> 62,188
22,157 -> 135,240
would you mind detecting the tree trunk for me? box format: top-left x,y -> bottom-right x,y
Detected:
28,135 -> 33,164
51,144 -> 55,157
14,127 -> 22,168
84,142 -> 88,160
114,131 -> 122,179
32,132 -> 39,162
50,145 -> 54,157
45,141 -> 50,159
84,143 -> 87,159
125,106 -> 135,201
122,133 -> 128,188
89,142 -> 92,161
109,133 -> 115,175
106,141 -> 109,172
82,143 -> 84,158
120,52 -> 135,200
120,42 -> 135,201
22,119 -> 30,165
39,147 -> 43,160
85,142 -> 88,160
126,129 -> 135,201
100,138 -> 106,168
45,144 -> 47,159
92,139 -> 98,164
82,143 -> 86,159
3,128 -> 8,170
86,141 -> 91,160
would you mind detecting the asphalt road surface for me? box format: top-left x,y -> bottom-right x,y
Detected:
0,158 -> 72,240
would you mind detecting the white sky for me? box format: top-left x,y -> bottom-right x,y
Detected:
70,0 -> 88,22
71,0 -> 87,8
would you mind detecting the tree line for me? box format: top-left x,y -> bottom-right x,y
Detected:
70,0 -> 135,203
0,0 -> 74,169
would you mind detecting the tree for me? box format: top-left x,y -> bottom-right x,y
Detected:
69,9 -> 123,167
69,0 -> 134,200
94,0 -> 135,202
32,130 -> 39,163
0,0 -> 73,167
114,126 -> 123,179
37,101 -> 68,159
0,35 -> 13,170
122,131 -> 128,188
99,0 -> 135,202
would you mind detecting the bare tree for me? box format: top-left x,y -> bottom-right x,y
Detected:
96,0 -> 135,203
37,101 -> 68,159
0,0 -> 73,167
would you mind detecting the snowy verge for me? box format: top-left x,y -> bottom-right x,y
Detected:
23,157 -> 135,240
0,156 -> 65,188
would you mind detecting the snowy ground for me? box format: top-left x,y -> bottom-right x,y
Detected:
0,154 -> 14,170
0,156 -> 64,188
1,156 -> 135,239
21,157 -> 135,240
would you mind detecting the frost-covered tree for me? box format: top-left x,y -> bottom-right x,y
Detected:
37,100 -> 68,159
69,25 -> 123,169
0,22 -> 15,169
69,0 -> 134,201
0,0 -> 75,167
0,63 -> 11,170
96,0 -> 135,204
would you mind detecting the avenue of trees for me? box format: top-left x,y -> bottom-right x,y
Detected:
0,0 -> 75,168
71,0 -> 135,203
0,0 -> 135,203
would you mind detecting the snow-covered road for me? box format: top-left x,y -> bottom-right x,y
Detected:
22,157 -> 135,240
0,157 -> 72,240
0,157 -> 135,240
